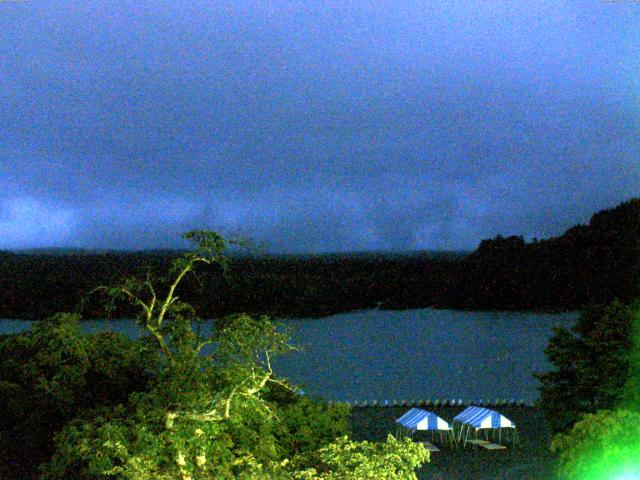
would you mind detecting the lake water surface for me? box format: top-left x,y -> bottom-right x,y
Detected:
0,308 -> 577,403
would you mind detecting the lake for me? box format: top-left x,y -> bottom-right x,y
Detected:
0,308 -> 577,403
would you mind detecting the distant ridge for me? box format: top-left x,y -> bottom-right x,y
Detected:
0,197 -> 638,320
243,249 -> 471,260
7,246 -> 470,260
9,248 -> 105,255
456,197 -> 640,310
8,247 -> 189,256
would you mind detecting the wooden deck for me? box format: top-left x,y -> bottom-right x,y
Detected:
418,441 -> 441,452
479,443 -> 507,450
466,439 -> 507,450
466,439 -> 489,446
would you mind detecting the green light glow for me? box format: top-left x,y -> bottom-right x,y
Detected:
552,421 -> 640,480
612,474 -> 640,480
578,440 -> 640,480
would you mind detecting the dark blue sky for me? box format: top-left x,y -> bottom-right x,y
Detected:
1,0 -> 639,252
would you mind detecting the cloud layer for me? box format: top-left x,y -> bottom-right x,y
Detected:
1,0 -> 639,251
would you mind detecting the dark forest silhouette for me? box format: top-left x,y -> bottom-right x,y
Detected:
1,198 -> 638,320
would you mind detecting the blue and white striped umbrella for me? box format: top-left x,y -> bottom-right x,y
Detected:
453,406 -> 515,429
396,408 -> 452,431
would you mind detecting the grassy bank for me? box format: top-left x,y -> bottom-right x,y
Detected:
350,406 -> 556,480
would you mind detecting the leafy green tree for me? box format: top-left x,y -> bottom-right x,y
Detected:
44,304 -> 296,477
546,302 -> 640,479
0,313 -> 157,478
291,435 -> 430,480
274,397 -> 351,457
41,230 -> 429,479
535,300 -> 638,433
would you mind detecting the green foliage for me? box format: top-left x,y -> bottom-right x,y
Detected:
41,313 -> 354,479
535,300 -> 638,433
291,435 -> 430,480
0,313 -> 157,478
548,311 -> 640,479
550,409 -> 640,480
5,230 -> 429,479
42,390 -> 282,480
618,307 -> 640,411
275,397 -> 351,457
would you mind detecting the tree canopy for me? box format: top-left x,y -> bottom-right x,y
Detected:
535,300 -> 639,434
0,313 -> 158,478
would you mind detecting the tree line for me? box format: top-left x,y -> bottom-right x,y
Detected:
0,198 -> 638,320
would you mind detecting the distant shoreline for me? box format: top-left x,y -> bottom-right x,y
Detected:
0,198 -> 637,321
0,304 -> 578,322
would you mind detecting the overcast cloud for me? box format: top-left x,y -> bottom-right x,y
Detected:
1,0 -> 639,251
